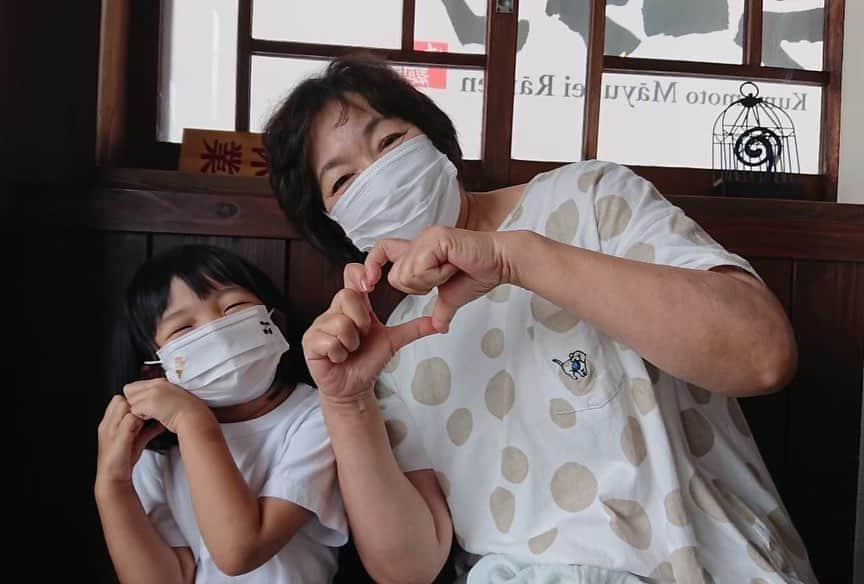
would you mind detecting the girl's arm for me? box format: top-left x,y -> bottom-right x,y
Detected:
175,408 -> 311,576
96,481 -> 195,584
123,380 -> 311,577
95,395 -> 195,584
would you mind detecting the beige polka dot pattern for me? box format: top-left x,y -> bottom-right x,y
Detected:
411,357 -> 451,405
530,294 -> 580,332
650,562 -> 674,580
435,471 -> 450,498
486,285 -> 512,303
714,479 -> 757,526
621,416 -> 647,466
550,462 -> 598,512
528,528 -> 557,555
481,328 -> 505,358
384,419 -> 407,448
545,200 -> 580,244
670,211 -> 709,244
687,383 -> 711,405
624,242 -> 655,263
549,398 -> 577,429
630,378 -> 656,415
602,499 -> 652,550
446,408 -> 473,446
578,167 -> 606,192
767,508 -> 807,559
383,352 -> 400,373
664,489 -> 690,526
501,446 -> 530,483
681,408 -> 715,457
669,546 -> 704,583
374,380 -> 395,399
689,472 -> 729,523
485,370 -> 516,420
596,195 -> 633,241
557,364 -> 597,397
728,397 -> 752,438
490,487 -> 516,533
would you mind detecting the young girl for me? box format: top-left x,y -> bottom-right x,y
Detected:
95,244 -> 347,583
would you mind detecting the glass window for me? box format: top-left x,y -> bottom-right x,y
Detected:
158,0 -> 237,143
252,0 -> 402,48
762,0 -> 824,70
597,74 -> 822,174
511,0 -> 589,162
414,0 -> 487,55
603,0 -> 746,64
250,56 -> 483,159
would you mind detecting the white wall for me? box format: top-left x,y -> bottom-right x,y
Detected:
838,1 -> 863,203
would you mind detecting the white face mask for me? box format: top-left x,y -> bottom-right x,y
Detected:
327,134 -> 461,252
145,305 -> 289,407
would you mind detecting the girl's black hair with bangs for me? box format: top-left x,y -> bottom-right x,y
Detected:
111,244 -> 311,451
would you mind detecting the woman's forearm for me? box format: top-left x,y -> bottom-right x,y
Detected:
504,230 -> 796,395
95,481 -> 191,584
321,392 -> 451,584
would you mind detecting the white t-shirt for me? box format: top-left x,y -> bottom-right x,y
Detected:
377,162 -> 818,584
132,383 -> 347,583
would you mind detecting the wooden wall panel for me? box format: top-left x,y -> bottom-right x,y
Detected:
784,261 -> 863,584
151,235 -> 288,293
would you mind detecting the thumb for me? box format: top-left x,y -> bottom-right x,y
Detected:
133,421 -> 165,453
386,316 -> 438,352
432,272 -> 486,333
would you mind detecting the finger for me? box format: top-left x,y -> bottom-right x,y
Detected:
102,395 -> 131,433
303,330 -> 350,363
117,413 -> 144,441
389,259 -> 460,295
387,316 -> 438,351
433,272 -> 484,333
365,239 -> 412,289
133,422 -> 165,452
330,289 -> 372,335
343,262 -> 369,292
317,313 -> 361,353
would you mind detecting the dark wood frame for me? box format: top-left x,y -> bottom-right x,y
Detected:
97,0 -> 846,199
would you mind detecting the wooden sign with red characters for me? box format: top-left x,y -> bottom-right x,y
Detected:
179,129 -> 268,177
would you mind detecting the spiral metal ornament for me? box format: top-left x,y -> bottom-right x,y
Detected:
733,127 -> 783,172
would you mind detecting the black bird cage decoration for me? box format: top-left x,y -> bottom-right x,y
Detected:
712,81 -> 802,198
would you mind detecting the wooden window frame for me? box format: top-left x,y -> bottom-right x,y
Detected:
98,0 -> 845,201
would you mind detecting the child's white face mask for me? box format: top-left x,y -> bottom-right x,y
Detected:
145,305 -> 289,407
326,134 -> 461,252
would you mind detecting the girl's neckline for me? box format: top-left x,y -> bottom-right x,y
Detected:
218,383 -> 312,437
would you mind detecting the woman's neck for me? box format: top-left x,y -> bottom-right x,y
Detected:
210,383 -> 295,424
459,183 -> 527,232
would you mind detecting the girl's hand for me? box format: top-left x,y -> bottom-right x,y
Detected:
123,378 -> 211,434
96,395 -> 165,486
364,226 -> 511,333
302,264 -> 438,404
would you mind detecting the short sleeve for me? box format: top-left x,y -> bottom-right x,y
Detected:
375,373 -> 433,473
587,161 -> 760,280
259,406 -> 348,547
132,451 -> 187,548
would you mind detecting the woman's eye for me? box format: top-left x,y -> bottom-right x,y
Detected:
379,132 -> 405,152
332,174 -> 353,195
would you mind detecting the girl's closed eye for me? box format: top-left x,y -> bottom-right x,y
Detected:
223,300 -> 253,313
332,173 -> 354,195
378,132 -> 405,153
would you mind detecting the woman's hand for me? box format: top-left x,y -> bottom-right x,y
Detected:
123,379 -> 212,434
364,226 -> 513,332
302,265 -> 439,404
96,395 -> 165,487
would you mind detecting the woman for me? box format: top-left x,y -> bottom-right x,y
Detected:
264,57 -> 816,584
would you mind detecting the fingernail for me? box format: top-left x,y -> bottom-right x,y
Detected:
361,278 -> 370,292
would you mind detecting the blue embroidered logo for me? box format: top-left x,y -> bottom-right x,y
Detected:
553,350 -> 589,380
